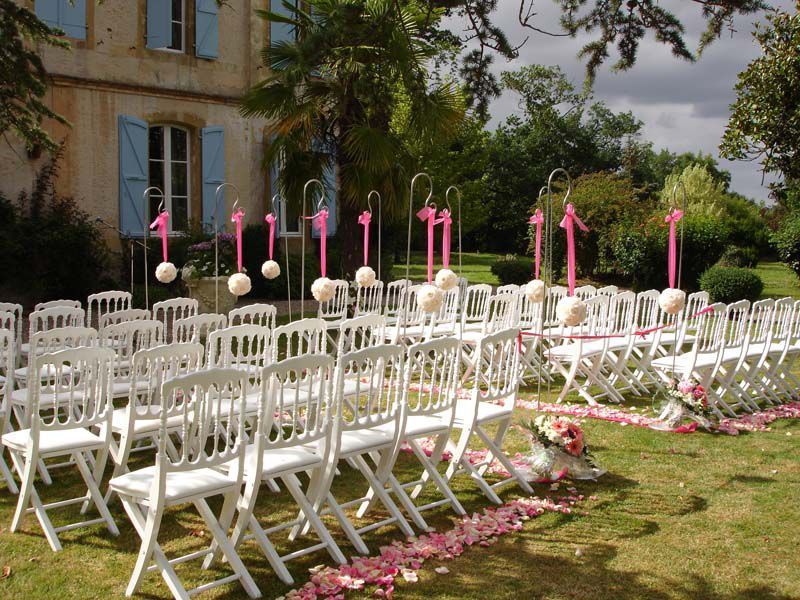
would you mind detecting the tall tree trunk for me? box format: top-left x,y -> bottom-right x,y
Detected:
337,199 -> 362,279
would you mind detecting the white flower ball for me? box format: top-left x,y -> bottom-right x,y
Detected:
356,266 -> 377,287
556,295 -> 587,327
261,259 -> 281,280
435,268 -> 458,291
417,284 -> 444,313
525,279 -> 545,303
311,277 -> 335,302
228,273 -> 252,296
155,261 -> 177,284
659,288 -> 686,315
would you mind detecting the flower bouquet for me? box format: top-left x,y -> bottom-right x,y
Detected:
516,415 -> 605,481
181,233 -> 238,280
652,378 -> 714,431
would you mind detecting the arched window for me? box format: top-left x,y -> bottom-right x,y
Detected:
148,125 -> 190,232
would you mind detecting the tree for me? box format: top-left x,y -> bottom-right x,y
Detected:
661,164 -> 726,216
242,0 -> 465,275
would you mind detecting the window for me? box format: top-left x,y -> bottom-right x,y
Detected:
280,201 -> 302,236
166,0 -> 185,51
148,125 -> 190,232
35,0 -> 87,41
147,0 -> 184,52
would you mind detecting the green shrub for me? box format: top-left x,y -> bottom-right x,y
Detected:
699,266 -> 764,303
771,211 -> 800,278
490,255 -> 533,285
718,245 -> 759,268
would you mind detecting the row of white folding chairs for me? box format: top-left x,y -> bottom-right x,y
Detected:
1,327 -> 529,599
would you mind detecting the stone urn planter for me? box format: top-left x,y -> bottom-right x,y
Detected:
184,276 -> 236,314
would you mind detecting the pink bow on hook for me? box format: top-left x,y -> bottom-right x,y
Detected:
416,205 -> 437,283
231,207 -> 246,273
559,203 -> 589,296
529,209 -> 544,279
358,210 -> 371,266
264,213 -> 277,260
149,211 -> 170,262
665,208 -> 684,289
435,209 -> 453,269
305,208 -> 329,277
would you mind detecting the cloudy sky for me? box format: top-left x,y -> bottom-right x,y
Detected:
455,0 -> 792,203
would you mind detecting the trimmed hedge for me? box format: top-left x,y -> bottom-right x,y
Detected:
491,255 -> 533,285
718,245 -> 759,268
699,266 -> 764,303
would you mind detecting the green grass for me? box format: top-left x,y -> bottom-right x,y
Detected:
1,384 -> 798,599
755,261 -> 800,299
404,252 -> 503,285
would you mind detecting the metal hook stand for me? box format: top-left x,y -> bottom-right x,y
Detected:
270,194 -> 293,321
445,186 -> 463,277
300,179 -> 328,319
213,183 -> 240,314
671,180 -> 688,290
367,190 -> 382,280
402,173 -> 433,339
141,186 -> 164,310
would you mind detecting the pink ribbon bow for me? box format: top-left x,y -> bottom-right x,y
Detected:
231,207 -> 245,272
416,205 -> 437,283
305,208 -> 329,277
149,211 -> 170,263
264,213 -> 277,260
559,203 -> 589,295
665,209 -> 684,289
358,211 -> 371,266
435,209 -> 453,269
529,209 -> 544,279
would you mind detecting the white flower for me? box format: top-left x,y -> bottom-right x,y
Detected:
311,277 -> 335,302
659,288 -> 686,315
261,259 -> 281,280
155,261 -> 177,284
416,284 -> 444,313
355,266 -> 377,287
556,296 -> 587,326
435,268 -> 458,291
227,272 -> 251,296
181,263 -> 197,281
525,279 -> 545,303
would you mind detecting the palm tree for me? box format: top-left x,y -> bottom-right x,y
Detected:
241,0 -> 464,276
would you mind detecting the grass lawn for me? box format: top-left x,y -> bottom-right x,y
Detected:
755,261 -> 800,299
0,383 -> 798,600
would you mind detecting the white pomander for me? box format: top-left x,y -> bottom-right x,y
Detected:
311,277 -> 335,302
435,268 -> 458,291
556,295 -> 587,327
659,288 -> 686,315
261,259 -> 281,280
355,266 -> 377,287
227,273 -> 252,296
525,279 -> 545,303
417,284 -> 444,313
155,262 -> 177,284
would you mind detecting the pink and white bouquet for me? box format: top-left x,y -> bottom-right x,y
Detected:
654,377 -> 714,430
517,416 -> 603,480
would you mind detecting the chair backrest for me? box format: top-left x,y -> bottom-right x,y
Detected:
496,284 -> 520,295
0,329 -> 14,399
747,298 -> 775,346
544,286 -> 567,326
461,285 -> 493,328
457,277 -> 469,301
174,313 -> 227,344
606,291 -> 637,336
31,346 -> 115,434
99,308 -> 151,329
692,302 -> 727,355
404,336 -> 460,420
334,344 -> 404,433
29,306 -> 85,336
464,328 -> 519,420
789,299 -> 800,346
597,285 -> 619,297
337,314 -> 386,355
158,368 -> 248,479
127,343 -> 205,416
635,290 -> 661,331
569,294 -> 609,338
0,303 -> 23,349
355,280 -> 385,316
27,327 -> 99,370
207,325 -> 271,378
34,299 -> 81,312
481,293 -> 518,335
516,289 -> 543,330
87,291 -> 132,328
384,280 -> 410,319
0,312 -> 16,350
317,280 -> 350,322
723,300 -> 751,352
574,285 -> 597,301
271,317 -> 327,361
152,297 -> 198,342
100,320 -> 164,380
770,297 -> 794,349
435,287 -> 461,332
229,303 -> 277,330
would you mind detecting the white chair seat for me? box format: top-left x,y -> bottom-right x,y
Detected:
10,386 -> 89,408
452,399 -> 511,425
111,378 -> 152,398
109,465 -> 237,503
3,427 -> 104,455
337,427 -> 394,456
652,350 -> 726,370
242,445 -> 322,477
402,414 -> 450,437
13,364 -> 74,381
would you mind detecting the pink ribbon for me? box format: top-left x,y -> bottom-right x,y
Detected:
358,210 -> 371,265
231,207 -> 245,272
265,213 -> 276,260
665,209 -> 684,288
529,209 -> 544,279
305,209 -> 329,277
559,203 -> 589,295
435,209 -> 453,269
149,211 -> 170,262
416,205 -> 437,283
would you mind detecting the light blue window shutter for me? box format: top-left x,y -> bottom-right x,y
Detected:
118,115 -> 149,236
270,0 -> 296,45
59,0 -> 86,40
196,0 -> 219,59
35,0 -> 60,30
146,0 -> 172,49
201,126 -> 225,231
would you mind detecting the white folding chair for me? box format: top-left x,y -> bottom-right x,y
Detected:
496,284 -> 520,295
174,313 -> 227,344
597,285 -> 619,296
432,287 -> 461,336
152,297 -> 198,343
99,320 -> 165,398
0,329 -> 18,493
317,279 -> 350,345
271,318 -> 327,362
34,299 -> 81,311
336,314 -> 386,355
229,303 -> 277,329
386,285 -> 436,346
383,279 -> 410,325
207,324 -> 271,382
99,308 -> 151,328
599,291 -> 647,397
574,285 -> 597,301
771,299 -> 800,397
446,328 -> 533,503
460,293 -> 518,383
3,346 -> 118,551
24,306 -> 86,358
87,290 -> 132,329
516,288 -> 552,384
459,284 -> 493,334
735,298 -> 779,408
355,280 -> 384,317
709,300 -> 753,415
108,368 -> 260,599
758,298 -> 797,401
0,303 -> 23,366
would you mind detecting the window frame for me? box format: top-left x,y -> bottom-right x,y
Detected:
156,0 -> 185,54
275,151 -> 301,237
148,124 -> 191,234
